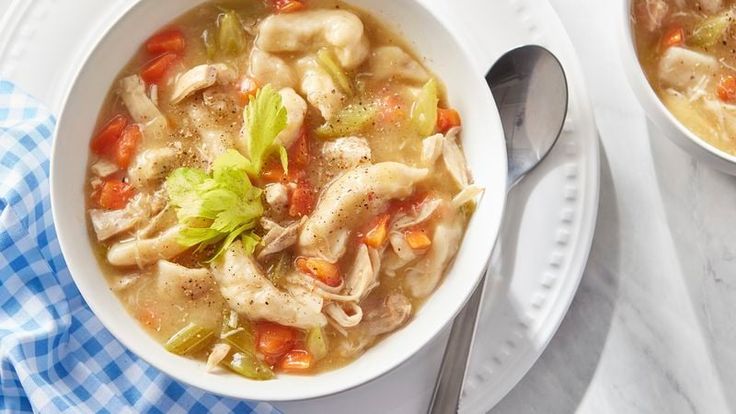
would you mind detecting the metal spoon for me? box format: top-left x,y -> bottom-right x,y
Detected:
428,45 -> 568,414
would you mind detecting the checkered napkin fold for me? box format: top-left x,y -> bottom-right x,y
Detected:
0,81 -> 279,413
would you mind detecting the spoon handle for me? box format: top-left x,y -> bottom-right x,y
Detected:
427,274 -> 486,414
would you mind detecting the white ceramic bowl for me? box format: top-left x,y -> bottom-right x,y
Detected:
50,0 -> 507,402
619,0 -> 736,174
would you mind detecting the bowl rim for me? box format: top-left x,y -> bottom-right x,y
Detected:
620,0 -> 736,165
50,0 -> 508,402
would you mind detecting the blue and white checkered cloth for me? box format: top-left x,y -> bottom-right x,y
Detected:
0,80 -> 279,413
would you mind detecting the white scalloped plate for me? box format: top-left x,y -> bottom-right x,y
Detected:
0,0 -> 599,412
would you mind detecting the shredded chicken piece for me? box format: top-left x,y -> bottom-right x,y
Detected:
170,63 -> 237,104
257,218 -> 303,260
90,159 -> 119,178
119,75 -> 168,143
206,343 -> 231,372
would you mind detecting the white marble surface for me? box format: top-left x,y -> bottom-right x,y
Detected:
490,0 -> 736,413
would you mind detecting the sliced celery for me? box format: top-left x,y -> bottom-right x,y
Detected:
202,29 -> 217,60
690,11 -> 733,48
267,253 -> 292,289
411,78 -> 439,136
218,11 -> 246,56
306,327 -> 328,361
226,352 -> 275,380
165,323 -> 215,355
223,323 -> 256,355
315,104 -> 377,138
317,48 -> 353,96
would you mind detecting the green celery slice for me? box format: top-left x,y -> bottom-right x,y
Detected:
411,78 -> 439,136
315,104 -> 377,138
165,323 -> 215,355
317,48 -> 354,96
690,11 -> 733,48
306,327 -> 328,361
226,352 -> 275,380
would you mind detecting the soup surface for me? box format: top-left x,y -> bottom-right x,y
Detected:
85,0 -> 482,379
633,0 -> 736,155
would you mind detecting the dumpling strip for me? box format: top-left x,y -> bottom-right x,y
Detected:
212,241 -> 327,329
256,9 -> 370,70
298,162 -> 429,262
107,225 -> 189,268
405,211 -> 464,298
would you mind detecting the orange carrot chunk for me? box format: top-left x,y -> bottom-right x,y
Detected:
271,0 -> 306,13
295,257 -> 341,287
660,25 -> 685,50
255,322 -> 297,362
90,114 -> 129,155
278,349 -> 313,372
718,75 -> 736,103
364,214 -> 391,248
114,124 -> 142,169
98,179 -> 135,210
289,181 -> 314,217
141,53 -> 179,85
146,29 -> 186,55
405,228 -> 432,250
436,108 -> 462,134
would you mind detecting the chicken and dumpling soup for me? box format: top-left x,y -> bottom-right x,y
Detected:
86,0 -> 482,378
633,0 -> 736,155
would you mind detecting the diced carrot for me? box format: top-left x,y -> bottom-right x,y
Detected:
278,349 -> 313,372
718,75 -> 736,102
146,29 -> 186,55
90,114 -> 129,155
405,228 -> 432,250
295,257 -> 341,287
115,124 -> 142,169
660,25 -> 685,50
255,322 -> 297,362
271,0 -> 306,13
141,53 -> 179,85
261,159 -> 288,183
364,214 -> 391,248
289,180 -> 314,217
98,179 -> 135,210
239,77 -> 259,105
436,108 -> 462,134
289,127 -> 310,169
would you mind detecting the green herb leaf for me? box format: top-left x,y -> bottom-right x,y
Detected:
165,151 -> 265,260
242,85 -> 288,176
